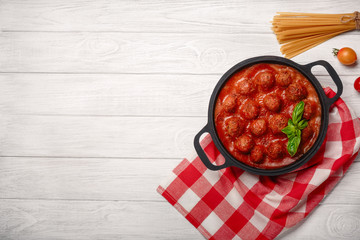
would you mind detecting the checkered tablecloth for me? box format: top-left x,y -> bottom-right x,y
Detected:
157,89 -> 360,240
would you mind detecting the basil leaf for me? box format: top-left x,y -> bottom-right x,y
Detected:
287,138 -> 296,156
288,119 -> 295,127
282,125 -> 296,138
287,135 -> 301,157
282,125 -> 294,134
283,101 -> 308,156
292,101 -> 305,125
298,119 -> 308,130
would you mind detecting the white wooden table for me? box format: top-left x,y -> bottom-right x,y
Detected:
0,1 -> 360,239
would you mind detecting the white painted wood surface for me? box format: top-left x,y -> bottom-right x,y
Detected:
0,1 -> 359,239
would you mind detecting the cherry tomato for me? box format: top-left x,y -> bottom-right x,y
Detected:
333,47 -> 357,65
355,77 -> 360,93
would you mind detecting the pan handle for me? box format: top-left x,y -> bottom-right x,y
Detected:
303,60 -> 343,108
194,125 -> 229,171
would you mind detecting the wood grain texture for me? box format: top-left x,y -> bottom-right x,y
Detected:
0,32 -> 359,75
0,115 -> 205,158
0,157 -> 179,201
1,199 -> 360,240
0,157 -> 359,203
0,199 -> 202,240
0,74 -> 359,117
0,0 -> 358,33
0,73 -> 218,117
1,0 -> 360,239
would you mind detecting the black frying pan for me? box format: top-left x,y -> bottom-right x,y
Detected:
194,56 -> 343,176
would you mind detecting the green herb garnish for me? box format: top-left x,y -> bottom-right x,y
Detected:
281,101 -> 308,156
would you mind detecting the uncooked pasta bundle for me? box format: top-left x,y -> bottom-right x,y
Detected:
272,11 -> 359,58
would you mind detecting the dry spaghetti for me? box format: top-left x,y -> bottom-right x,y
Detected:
272,11 -> 359,58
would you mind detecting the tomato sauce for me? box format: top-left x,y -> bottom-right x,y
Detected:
214,63 -> 321,169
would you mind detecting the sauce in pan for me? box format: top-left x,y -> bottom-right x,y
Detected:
214,63 -> 321,169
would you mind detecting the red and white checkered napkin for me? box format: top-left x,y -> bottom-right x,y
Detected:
157,89 -> 360,240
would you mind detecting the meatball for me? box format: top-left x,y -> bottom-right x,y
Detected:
250,146 -> 264,163
301,118 -> 316,142
235,135 -> 254,153
264,94 -> 281,112
224,117 -> 245,137
241,99 -> 260,119
223,95 -> 237,112
303,100 -> 314,120
285,83 -> 307,101
276,68 -> 293,87
250,119 -> 267,136
236,95 -> 247,106
269,114 -> 288,134
267,142 -> 284,160
256,72 -> 275,90
236,78 -> 256,95
301,125 -> 313,142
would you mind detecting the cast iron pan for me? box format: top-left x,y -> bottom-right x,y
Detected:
194,56 -> 343,176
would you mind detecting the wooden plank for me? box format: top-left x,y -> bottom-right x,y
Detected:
0,32 -> 359,75
0,199 -> 202,240
1,199 -> 360,240
281,203 -> 360,239
0,157 -> 359,203
0,0 -> 357,33
0,157 -> 179,201
0,74 -> 359,117
0,115 -> 206,158
0,73 -> 218,117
